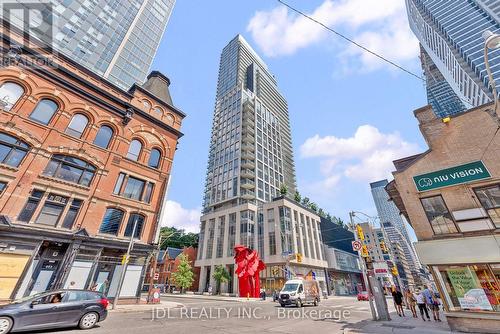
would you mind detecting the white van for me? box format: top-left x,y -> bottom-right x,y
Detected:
278,279 -> 320,307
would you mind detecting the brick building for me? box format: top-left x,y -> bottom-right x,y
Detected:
0,28 -> 185,301
387,104 -> 500,333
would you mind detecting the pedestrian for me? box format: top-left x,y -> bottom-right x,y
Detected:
392,287 -> 405,317
98,279 -> 109,295
431,292 -> 442,322
416,289 -> 431,321
208,285 -> 213,295
406,289 -> 418,318
68,281 -> 76,289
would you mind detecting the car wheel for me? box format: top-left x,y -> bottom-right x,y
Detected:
313,298 -> 318,306
0,317 -> 13,334
280,303 -> 285,307
296,299 -> 302,308
79,312 -> 99,330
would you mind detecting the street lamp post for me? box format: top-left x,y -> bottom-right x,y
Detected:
349,211 -> 377,321
482,30 -> 500,123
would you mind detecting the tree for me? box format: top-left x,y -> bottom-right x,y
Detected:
212,265 -> 230,295
326,213 -> 332,222
302,197 -> 310,206
310,202 -> 318,212
294,191 -> 301,203
333,216 -> 345,226
171,254 -> 194,293
318,208 -> 325,217
159,226 -> 198,249
280,184 -> 288,196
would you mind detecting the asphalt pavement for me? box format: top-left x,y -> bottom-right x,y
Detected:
26,295 -> 453,334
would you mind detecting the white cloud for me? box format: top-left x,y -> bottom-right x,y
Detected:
300,125 -> 420,183
161,200 -> 201,233
247,0 -> 419,73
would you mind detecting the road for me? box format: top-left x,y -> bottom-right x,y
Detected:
30,296 -> 378,334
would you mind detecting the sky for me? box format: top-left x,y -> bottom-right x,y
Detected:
152,0 -> 428,238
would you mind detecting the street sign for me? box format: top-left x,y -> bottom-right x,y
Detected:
153,272 -> 159,280
352,240 -> 363,251
413,160 -> 491,192
312,271 -> 316,280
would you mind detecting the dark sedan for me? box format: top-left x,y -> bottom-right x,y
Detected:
0,290 -> 108,334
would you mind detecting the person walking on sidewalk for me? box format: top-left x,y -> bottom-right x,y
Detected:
416,289 -> 431,321
406,289 -> 417,318
392,287 -> 405,317
430,292 -> 442,322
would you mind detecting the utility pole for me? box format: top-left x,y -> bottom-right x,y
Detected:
349,211 -> 377,321
112,215 -> 138,310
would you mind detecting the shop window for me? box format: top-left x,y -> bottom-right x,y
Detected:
99,208 -> 125,235
0,82 -> 24,111
113,172 -> 154,203
35,194 -> 69,227
93,125 -> 113,149
18,190 -> 45,222
124,213 -> 145,239
65,114 -> 89,138
126,139 -> 142,161
148,148 -> 161,169
420,196 -> 458,234
475,185 -> 500,228
43,155 -> 96,186
437,264 -> 500,313
61,199 -> 83,229
29,99 -> 58,125
0,181 -> 6,195
0,132 -> 30,167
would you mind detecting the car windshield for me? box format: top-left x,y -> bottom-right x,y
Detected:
11,292 -> 48,304
282,283 -> 299,292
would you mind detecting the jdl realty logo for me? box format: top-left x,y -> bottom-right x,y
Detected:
413,161 -> 491,192
1,1 -> 56,67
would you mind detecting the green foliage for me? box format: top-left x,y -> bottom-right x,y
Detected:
333,216 -> 345,226
309,202 -> 318,212
159,226 -> 198,249
318,208 -> 325,217
326,213 -> 332,221
293,191 -> 301,203
212,265 -> 230,295
302,197 -> 310,206
280,184 -> 288,196
171,254 -> 194,292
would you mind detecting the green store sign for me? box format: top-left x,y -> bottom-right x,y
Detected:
413,161 -> 491,192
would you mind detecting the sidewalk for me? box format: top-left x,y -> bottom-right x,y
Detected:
344,310 -> 454,334
157,292 -> 264,303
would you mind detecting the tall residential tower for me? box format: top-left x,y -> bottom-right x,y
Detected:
2,0 -> 175,89
406,0 -> 500,116
195,35 -> 327,295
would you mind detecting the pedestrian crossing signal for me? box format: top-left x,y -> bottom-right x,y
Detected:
380,241 -> 388,253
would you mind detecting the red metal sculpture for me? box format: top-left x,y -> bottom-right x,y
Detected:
234,245 -> 266,298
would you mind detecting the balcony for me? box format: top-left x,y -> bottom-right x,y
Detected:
243,116 -> 255,126
241,150 -> 255,160
241,133 -> 255,144
240,189 -> 255,199
240,179 -> 255,189
240,169 -> 255,178
241,144 -> 255,152
240,159 -> 254,168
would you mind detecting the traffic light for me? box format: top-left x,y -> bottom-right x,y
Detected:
380,241 -> 388,253
361,245 -> 369,258
296,253 -> 303,263
356,224 -> 365,240
391,266 -> 399,276
272,266 -> 279,276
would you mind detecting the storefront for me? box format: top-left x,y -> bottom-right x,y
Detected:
328,270 -> 363,295
0,223 -> 152,302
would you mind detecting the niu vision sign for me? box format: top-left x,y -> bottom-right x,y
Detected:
413,161 -> 491,192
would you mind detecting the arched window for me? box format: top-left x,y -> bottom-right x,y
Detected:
43,154 -> 96,186
143,100 -> 151,110
0,132 -> 30,167
29,99 -> 58,125
127,139 -> 142,161
99,208 -> 124,235
65,114 -> 89,138
124,213 -> 145,239
165,113 -> 175,126
0,82 -> 24,111
93,125 -> 114,149
148,148 -> 161,168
